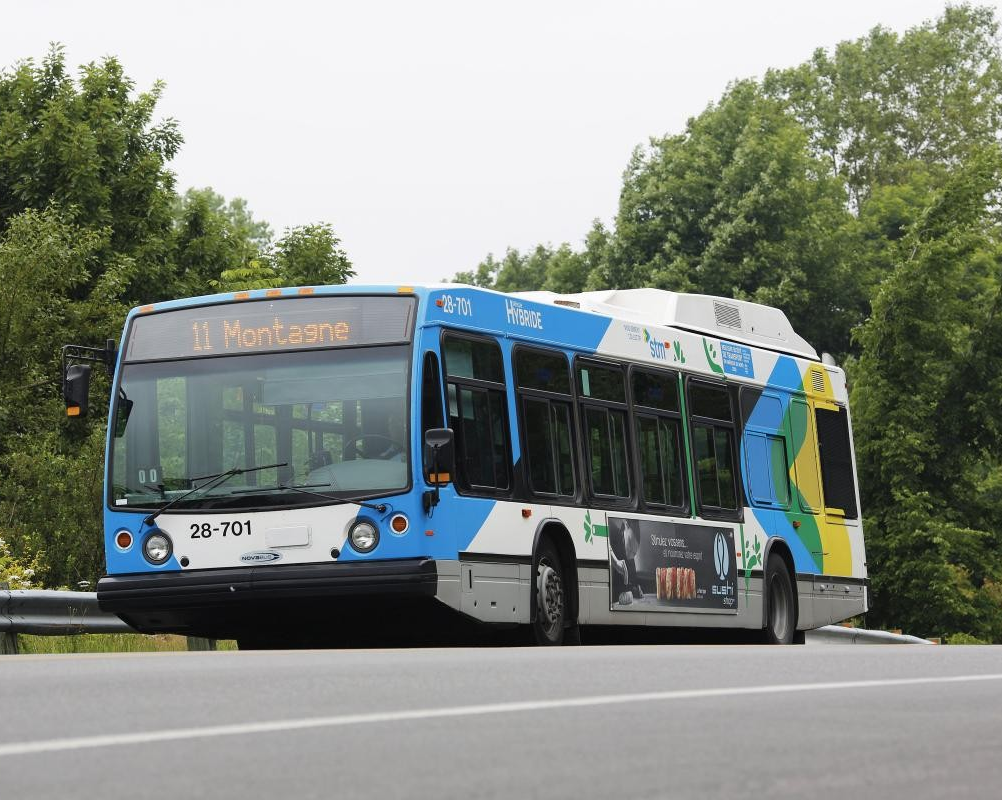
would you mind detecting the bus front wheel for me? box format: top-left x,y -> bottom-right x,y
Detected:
763,553 -> 795,645
531,540 -> 577,646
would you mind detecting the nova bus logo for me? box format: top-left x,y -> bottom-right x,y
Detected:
240,550 -> 282,563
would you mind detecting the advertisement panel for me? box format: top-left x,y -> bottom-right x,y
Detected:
608,517 -> 737,613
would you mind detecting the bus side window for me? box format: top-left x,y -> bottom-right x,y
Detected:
815,406 -> 858,519
739,390 -> 792,509
789,398 -> 822,514
577,360 -> 630,501
515,348 -> 575,497
442,334 -> 511,494
687,379 -> 740,517
421,351 -> 444,479
631,367 -> 686,511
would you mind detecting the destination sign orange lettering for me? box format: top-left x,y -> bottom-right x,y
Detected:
125,296 -> 414,362
190,317 -> 352,352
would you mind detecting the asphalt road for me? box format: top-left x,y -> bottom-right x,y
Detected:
1,644 -> 1001,799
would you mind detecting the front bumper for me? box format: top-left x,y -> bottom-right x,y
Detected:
97,558 -> 439,636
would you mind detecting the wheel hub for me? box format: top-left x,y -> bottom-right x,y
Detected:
537,563 -> 563,627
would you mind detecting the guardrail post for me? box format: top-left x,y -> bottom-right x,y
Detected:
0,582 -> 18,655
186,636 -> 217,651
0,631 -> 17,655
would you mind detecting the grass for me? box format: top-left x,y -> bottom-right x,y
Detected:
12,633 -> 237,654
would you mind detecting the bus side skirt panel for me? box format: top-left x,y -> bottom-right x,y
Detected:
434,559 -> 531,624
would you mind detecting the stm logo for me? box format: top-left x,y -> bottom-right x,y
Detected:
644,328 -> 668,360
643,330 -> 685,364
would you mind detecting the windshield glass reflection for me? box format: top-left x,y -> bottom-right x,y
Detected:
111,346 -> 410,510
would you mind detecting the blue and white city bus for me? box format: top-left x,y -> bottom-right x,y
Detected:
64,285 -> 867,646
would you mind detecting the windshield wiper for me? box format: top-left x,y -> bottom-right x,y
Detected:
230,482 -> 388,512
143,462 -> 288,526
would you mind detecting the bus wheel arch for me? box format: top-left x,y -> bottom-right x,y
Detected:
530,520 -> 580,645
762,537 -> 798,644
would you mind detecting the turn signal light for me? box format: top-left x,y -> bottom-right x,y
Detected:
390,514 -> 409,534
115,530 -> 133,550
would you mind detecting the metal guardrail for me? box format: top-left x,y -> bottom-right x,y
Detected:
806,625 -> 933,645
0,589 -> 133,635
0,588 -> 216,654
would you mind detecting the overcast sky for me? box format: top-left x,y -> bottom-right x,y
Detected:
2,1 -> 993,285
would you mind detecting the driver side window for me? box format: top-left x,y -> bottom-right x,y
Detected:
442,333 -> 511,494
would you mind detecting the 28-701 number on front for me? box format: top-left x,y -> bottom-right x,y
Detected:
190,520 -> 253,539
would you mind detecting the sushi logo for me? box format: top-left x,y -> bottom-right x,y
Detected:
713,532 -> 729,581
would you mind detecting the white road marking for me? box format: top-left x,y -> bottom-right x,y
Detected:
2,673 -> 1000,758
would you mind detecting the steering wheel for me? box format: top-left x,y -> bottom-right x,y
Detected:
348,433 -> 405,460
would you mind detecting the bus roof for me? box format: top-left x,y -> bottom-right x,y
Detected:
510,288 -> 818,360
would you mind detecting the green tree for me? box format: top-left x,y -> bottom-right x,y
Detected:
0,208 -> 105,428
0,45 -> 182,303
764,5 -> 1002,209
453,235 -> 604,295
851,146 -> 1002,640
173,187 -> 273,295
273,223 -> 354,287
452,253 -> 502,288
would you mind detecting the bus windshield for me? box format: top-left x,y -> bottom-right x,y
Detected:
110,345 -> 411,510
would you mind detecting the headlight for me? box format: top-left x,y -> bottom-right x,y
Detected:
349,520 -> 379,553
143,530 -> 173,564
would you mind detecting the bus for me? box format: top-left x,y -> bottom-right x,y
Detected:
63,284 -> 867,647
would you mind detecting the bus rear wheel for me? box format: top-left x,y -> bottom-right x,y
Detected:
763,553 -> 795,645
531,540 -> 578,646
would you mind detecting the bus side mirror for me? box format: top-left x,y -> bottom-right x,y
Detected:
114,393 -> 134,438
64,364 -> 92,418
423,428 -> 455,512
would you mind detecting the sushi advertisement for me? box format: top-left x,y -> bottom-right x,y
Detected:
607,516 -> 737,613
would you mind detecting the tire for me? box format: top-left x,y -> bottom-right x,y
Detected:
531,540 -> 578,646
763,552 -> 796,645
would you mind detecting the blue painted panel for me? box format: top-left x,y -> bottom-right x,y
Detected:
424,287 -> 612,353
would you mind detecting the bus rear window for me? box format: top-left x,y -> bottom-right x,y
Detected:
816,407 -> 858,518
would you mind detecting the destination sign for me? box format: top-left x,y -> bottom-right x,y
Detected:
124,296 -> 415,361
